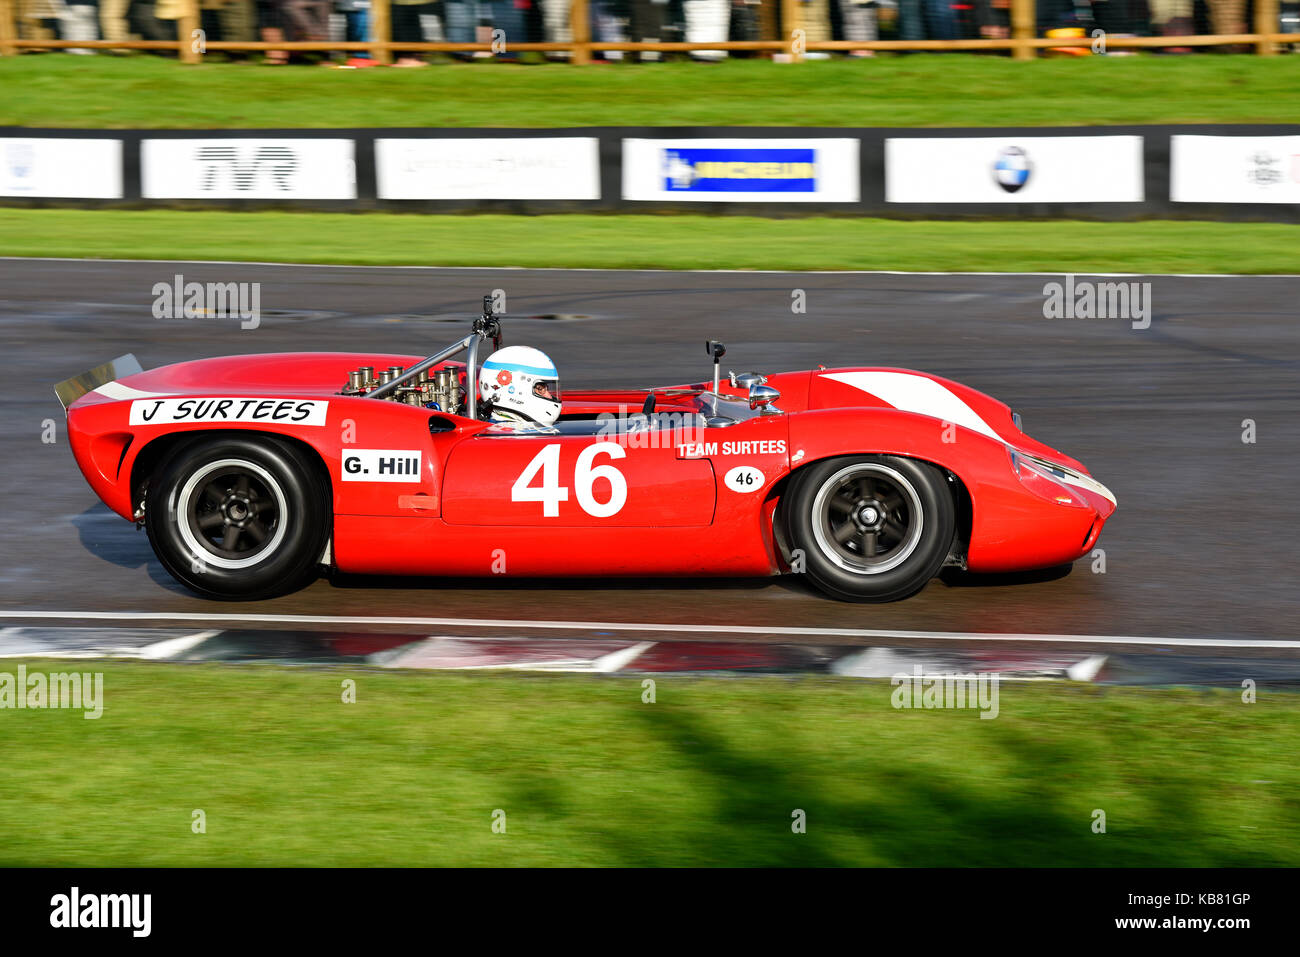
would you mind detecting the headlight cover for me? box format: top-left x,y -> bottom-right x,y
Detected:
1010,450 -> 1117,508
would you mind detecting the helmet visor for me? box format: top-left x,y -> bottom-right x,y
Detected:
533,378 -> 560,403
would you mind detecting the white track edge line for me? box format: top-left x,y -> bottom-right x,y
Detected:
0,257 -> 1293,279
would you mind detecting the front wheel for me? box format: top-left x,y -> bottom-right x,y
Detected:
783,455 -> 955,602
145,435 -> 330,600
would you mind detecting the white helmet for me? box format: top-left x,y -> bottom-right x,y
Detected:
479,346 -> 561,427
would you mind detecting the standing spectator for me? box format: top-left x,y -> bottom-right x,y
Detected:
1205,0 -> 1246,47
282,0 -> 331,42
1148,0 -> 1193,44
1282,0 -> 1300,49
974,0 -> 1010,40
17,0 -> 58,42
838,0 -> 876,53
537,0 -> 568,49
729,0 -> 763,55
442,0 -> 473,47
151,0 -> 184,44
1092,0 -> 1151,33
683,0 -> 729,58
480,0 -> 524,47
202,0 -> 258,52
522,0 -> 545,42
894,0 -> 924,40
59,0 -> 101,50
923,0 -> 956,37
99,0 -> 130,42
784,0 -> 831,54
628,0 -> 670,59
337,0 -> 372,63
1036,0 -> 1073,30
1089,0 -> 1122,32
392,0 -> 433,64
590,0 -> 626,59
755,0 -> 778,40
121,0 -> 172,41
256,0 -> 289,63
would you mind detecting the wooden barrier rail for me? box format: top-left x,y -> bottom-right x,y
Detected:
0,0 -> 1289,61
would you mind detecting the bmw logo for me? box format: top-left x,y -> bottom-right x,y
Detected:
993,146 -> 1031,194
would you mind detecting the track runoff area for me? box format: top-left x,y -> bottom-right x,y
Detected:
4,259 -> 1296,687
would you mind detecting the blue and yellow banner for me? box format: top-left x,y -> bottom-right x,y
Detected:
662,148 -> 818,193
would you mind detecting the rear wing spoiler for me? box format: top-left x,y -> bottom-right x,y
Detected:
54,354 -> 143,412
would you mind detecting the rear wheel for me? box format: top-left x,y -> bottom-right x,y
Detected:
783,455 -> 955,602
145,435 -> 329,600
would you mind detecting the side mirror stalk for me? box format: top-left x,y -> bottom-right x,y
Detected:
706,340 -> 726,394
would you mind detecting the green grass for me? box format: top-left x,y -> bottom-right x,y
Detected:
2,660 -> 1297,866
2,207 -> 1297,272
2,55 -> 1299,128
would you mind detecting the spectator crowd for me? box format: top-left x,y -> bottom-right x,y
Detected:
9,0 -> 1299,61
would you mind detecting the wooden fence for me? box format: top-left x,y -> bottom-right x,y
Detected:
0,0 -> 1290,63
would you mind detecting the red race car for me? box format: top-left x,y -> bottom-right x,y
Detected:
56,299 -> 1115,603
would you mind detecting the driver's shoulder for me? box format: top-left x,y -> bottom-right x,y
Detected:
486,420 -> 559,436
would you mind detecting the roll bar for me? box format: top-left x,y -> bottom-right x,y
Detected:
366,295 -> 503,417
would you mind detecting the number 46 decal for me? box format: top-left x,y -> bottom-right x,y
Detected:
512,442 -> 628,518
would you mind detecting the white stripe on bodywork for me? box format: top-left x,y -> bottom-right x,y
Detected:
94,380 -> 170,401
1064,473 -> 1116,507
823,372 -> 1116,505
821,371 -> 1002,441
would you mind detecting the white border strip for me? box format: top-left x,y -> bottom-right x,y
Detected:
0,610 -> 1294,649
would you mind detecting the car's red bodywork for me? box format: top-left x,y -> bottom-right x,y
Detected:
65,352 -> 1115,581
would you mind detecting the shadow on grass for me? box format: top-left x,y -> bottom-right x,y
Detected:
500,693 -> 1292,867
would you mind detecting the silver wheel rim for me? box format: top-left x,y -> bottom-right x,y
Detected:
809,463 -> 925,575
176,458 -> 289,571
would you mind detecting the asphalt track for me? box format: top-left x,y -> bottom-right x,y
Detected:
2,259 -> 1297,669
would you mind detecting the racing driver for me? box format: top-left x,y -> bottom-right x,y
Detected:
478,345 -> 562,432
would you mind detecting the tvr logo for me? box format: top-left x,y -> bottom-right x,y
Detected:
197,145 -> 298,192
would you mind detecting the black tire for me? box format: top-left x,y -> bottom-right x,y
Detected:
783,455 -> 956,603
145,434 -> 330,600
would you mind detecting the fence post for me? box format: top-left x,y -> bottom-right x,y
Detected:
178,0 -> 201,63
371,0 -> 392,64
781,0 -> 801,61
571,0 -> 590,64
1010,0 -> 1035,60
1255,0 -> 1278,54
0,0 -> 15,58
